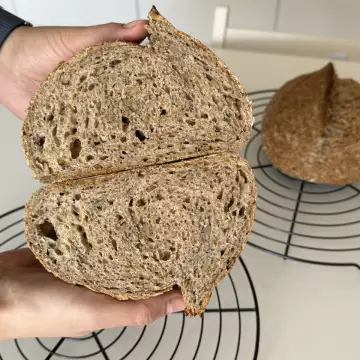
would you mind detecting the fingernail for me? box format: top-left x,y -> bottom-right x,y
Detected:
124,20 -> 142,29
167,297 -> 185,314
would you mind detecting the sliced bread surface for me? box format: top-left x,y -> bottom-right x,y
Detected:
25,152 -> 257,316
23,7 -> 252,183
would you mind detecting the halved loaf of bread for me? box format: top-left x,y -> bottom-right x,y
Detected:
23,7 -> 252,183
25,153 -> 256,316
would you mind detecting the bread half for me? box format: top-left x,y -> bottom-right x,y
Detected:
25,153 -> 256,316
23,7 -> 252,183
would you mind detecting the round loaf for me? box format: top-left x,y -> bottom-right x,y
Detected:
263,63 -> 360,184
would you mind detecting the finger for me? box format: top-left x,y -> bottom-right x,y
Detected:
81,289 -> 185,332
55,20 -> 148,60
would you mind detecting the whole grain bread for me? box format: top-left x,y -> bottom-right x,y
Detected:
23,7 -> 253,183
262,63 -> 360,184
25,153 -> 256,316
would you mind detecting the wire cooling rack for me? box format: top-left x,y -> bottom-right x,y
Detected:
244,90 -> 360,270
0,207 -> 260,360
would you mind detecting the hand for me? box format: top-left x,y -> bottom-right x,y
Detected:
0,20 -> 148,120
0,249 -> 184,340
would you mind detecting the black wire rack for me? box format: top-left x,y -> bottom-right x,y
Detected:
0,207 -> 260,360
244,90 -> 360,270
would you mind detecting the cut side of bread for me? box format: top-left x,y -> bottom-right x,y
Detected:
25,153 -> 256,316
23,7 -> 252,183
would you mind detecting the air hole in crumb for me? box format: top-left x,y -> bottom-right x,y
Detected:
232,210 -> 237,216
186,119 -> 195,126
156,217 -> 161,224
110,59 -> 121,67
205,73 -> 213,81
135,130 -> 146,142
86,155 -> 94,161
70,139 -> 81,159
79,75 -> 86,83
239,206 -> 246,217
122,116 -> 130,125
55,248 -> 63,256
156,193 -> 163,201
137,198 -> 146,207
37,137 -> 45,148
47,114 -> 54,121
88,83 -> 95,91
159,251 -> 171,261
224,196 -> 234,213
38,220 -> 58,241
160,109 -> 167,115
111,239 -> 118,251
129,198 -> 134,207
199,206 -> 204,212
75,194 -> 81,201
184,197 -> 190,203
111,134 -> 116,139
100,155 -> 108,160
220,250 -> 225,256
71,128 -> 77,135
239,169 -> 248,184
201,113 -> 209,119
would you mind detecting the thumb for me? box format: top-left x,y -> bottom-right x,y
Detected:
54,20 -> 148,60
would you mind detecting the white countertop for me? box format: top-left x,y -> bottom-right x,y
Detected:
0,49 -> 360,360
211,49 -> 360,360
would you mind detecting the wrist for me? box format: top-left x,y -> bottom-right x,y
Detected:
0,271 -> 14,340
0,7 -> 32,105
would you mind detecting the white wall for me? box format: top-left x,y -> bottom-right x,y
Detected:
3,0 -> 360,42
